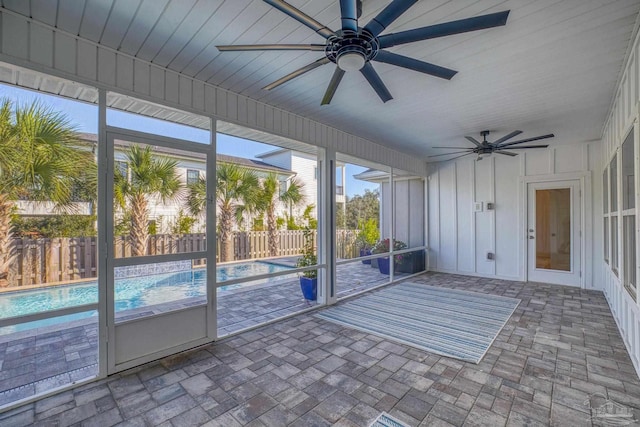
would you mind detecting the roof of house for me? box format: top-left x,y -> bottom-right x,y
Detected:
78,133 -> 294,176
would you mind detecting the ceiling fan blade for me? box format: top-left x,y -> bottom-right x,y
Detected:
373,51 -> 457,80
263,57 -> 330,90
429,150 -> 474,158
464,136 -> 483,148
496,151 -> 517,157
360,63 -> 393,103
497,134 -> 555,148
217,44 -> 326,52
492,130 -> 522,145
263,0 -> 336,39
363,0 -> 418,38
499,145 -> 549,150
340,0 -> 358,32
379,10 -> 510,49
431,152 -> 474,163
321,67 -> 346,105
433,146 -> 473,149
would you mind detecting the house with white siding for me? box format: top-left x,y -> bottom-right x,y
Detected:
257,148 -> 346,219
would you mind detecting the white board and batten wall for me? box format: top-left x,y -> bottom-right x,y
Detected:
600,24 -> 640,379
427,141 -> 601,286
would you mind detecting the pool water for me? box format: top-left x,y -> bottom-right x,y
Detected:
0,261 -> 295,329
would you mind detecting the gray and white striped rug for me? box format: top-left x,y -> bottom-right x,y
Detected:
316,282 -> 520,364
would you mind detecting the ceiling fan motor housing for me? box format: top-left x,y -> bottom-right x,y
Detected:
328,30 -> 379,71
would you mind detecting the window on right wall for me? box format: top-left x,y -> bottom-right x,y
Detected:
604,169 -> 609,264
622,130 -> 636,299
610,153 -> 619,276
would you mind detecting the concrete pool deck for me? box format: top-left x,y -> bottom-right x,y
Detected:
0,259 -> 407,407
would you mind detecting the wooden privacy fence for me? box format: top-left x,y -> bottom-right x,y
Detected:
9,230 -> 359,287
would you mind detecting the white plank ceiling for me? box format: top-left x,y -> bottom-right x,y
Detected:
2,0 -> 639,158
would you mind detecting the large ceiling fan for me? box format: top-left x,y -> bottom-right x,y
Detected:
216,0 -> 510,105
429,130 -> 555,161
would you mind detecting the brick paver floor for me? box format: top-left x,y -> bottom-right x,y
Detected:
3,272 -> 639,425
0,260 -> 405,407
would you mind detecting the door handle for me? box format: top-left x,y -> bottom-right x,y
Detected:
529,236 -> 535,239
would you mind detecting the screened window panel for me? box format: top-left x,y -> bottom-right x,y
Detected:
622,133 -> 635,210
604,217 -> 609,264
623,215 -> 636,299
611,215 -> 619,275
610,154 -> 618,212
603,169 -> 609,214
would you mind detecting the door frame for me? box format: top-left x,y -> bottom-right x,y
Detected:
104,126 -> 216,374
519,172 -> 591,289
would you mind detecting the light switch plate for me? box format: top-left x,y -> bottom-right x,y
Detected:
474,201 -> 483,212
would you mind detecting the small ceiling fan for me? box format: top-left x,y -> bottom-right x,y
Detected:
429,130 -> 555,161
216,0 -> 510,105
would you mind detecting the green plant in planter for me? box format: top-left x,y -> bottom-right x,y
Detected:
371,238 -> 407,262
296,226 -> 317,278
355,218 -> 380,250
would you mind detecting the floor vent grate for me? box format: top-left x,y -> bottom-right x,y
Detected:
369,412 -> 411,427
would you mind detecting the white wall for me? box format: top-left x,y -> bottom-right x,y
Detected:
427,142 -> 601,285
600,24 -> 640,379
290,152 -> 318,218
381,178 -> 425,248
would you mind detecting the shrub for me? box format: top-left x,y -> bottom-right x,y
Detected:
11,215 -> 96,238
355,218 -> 379,250
371,238 -> 407,262
296,226 -> 317,278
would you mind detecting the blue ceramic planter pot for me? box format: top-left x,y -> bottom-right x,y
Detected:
360,249 -> 372,264
378,257 -> 390,275
299,276 -> 317,301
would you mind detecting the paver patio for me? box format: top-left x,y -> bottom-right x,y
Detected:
0,260 -> 405,407
2,271 -> 639,426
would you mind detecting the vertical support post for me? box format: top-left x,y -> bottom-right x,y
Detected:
207,117 -> 218,340
389,168 -> 395,282
97,88 -> 108,378
319,148 -> 336,305
635,119 -> 640,308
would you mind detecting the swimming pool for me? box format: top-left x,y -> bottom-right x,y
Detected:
0,261 -> 295,322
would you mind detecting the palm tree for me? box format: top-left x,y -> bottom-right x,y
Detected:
258,173 -> 305,257
186,163 -> 260,262
114,145 -> 181,257
0,98 -> 95,287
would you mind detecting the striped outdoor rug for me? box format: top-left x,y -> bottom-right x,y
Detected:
316,282 -> 520,364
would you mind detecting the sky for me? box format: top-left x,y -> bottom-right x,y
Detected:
0,84 -> 378,197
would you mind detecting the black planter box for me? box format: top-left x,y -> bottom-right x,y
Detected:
370,250 -> 425,274
395,250 -> 426,274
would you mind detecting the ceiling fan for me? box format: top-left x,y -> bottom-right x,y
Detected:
429,130 -> 555,161
216,0 -> 510,105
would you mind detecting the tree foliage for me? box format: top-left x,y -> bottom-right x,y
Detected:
114,145 -> 181,256
0,98 -> 95,286
255,173 -> 305,257
345,189 -> 380,229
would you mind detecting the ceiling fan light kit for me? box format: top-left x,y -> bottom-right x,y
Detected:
216,0 -> 510,105
337,49 -> 366,71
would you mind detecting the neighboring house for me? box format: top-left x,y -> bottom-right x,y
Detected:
256,148 -> 346,219
14,133 -> 297,233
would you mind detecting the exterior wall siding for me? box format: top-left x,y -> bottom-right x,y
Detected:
0,9 -> 427,177
600,24 -> 640,379
427,142 -> 600,284
291,154 -> 319,218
